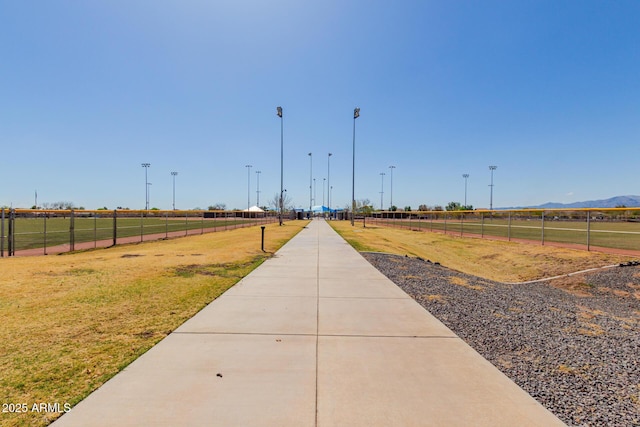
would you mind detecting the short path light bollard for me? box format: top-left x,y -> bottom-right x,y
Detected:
261,226 -> 266,252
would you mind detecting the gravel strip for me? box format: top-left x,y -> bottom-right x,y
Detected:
363,252 -> 640,427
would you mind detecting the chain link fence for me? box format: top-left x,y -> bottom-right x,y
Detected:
0,209 -> 290,257
369,208 -> 640,253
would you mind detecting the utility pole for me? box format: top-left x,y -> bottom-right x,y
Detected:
379,172 -> 385,210
489,166 -> 497,210
171,172 -> 178,210
141,163 -> 150,209
462,173 -> 469,208
351,107 -> 360,226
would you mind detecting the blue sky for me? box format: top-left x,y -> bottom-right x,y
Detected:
2,1 -> 639,211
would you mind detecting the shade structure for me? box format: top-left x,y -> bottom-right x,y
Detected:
311,205 -> 334,213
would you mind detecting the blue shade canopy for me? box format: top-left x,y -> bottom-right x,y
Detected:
311,205 -> 334,213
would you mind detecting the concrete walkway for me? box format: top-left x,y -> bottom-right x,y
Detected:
53,219 -> 565,426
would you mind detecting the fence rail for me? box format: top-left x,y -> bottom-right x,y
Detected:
369,208 -> 640,254
0,209 -> 290,257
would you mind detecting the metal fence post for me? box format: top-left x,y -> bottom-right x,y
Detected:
8,209 -> 14,256
541,211 -> 545,245
587,211 -> 591,251
165,212 -> 169,239
94,213 -> 97,249
1,208 -> 4,257
44,213 -> 47,255
444,213 -> 447,235
113,210 -> 117,246
140,211 -> 144,242
508,211 -> 511,241
201,212 -> 204,234
185,212 -> 188,236
481,212 -> 484,238
460,212 -> 463,237
70,209 -> 75,252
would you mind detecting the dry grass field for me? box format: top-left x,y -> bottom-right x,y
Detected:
0,221 -> 308,426
329,221 -> 634,282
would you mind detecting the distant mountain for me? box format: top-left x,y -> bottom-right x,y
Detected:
505,195 -> 640,210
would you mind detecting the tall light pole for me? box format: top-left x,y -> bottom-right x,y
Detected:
351,107 -> 360,226
389,165 -> 395,209
379,172 -> 385,210
171,171 -> 178,210
322,178 -> 326,207
330,186 -> 333,214
308,153 -> 312,213
245,164 -> 252,211
256,170 -> 261,207
489,166 -> 497,210
327,153 -> 332,212
313,178 -> 316,206
277,106 -> 284,225
462,173 -> 469,208
141,163 -> 150,210
147,182 -> 152,209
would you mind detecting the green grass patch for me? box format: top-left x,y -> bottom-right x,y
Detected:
6,216 -> 271,251
374,217 -> 640,251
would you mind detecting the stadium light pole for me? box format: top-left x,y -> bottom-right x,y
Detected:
141,163 -> 150,210
308,153 -> 312,214
245,165 -> 252,211
147,182 -> 152,209
380,172 -> 385,210
462,173 -> 469,208
256,170 -> 261,207
276,107 -> 284,225
389,165 -> 395,209
351,107 -> 360,226
330,186 -> 333,214
171,171 -> 178,210
322,178 -> 326,207
327,153 -> 332,212
313,178 -> 316,206
489,166 -> 497,210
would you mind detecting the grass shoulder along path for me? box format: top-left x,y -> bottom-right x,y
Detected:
329,220 -> 634,283
0,220 -> 308,427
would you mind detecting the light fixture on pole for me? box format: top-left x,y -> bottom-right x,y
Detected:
351,107 -> 360,226
308,153 -> 312,214
379,172 -> 385,210
277,106 -> 284,225
327,153 -> 332,212
489,166 -> 497,210
389,165 -> 395,209
171,171 -> 178,210
256,170 -> 261,207
462,173 -> 469,208
141,163 -> 150,210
